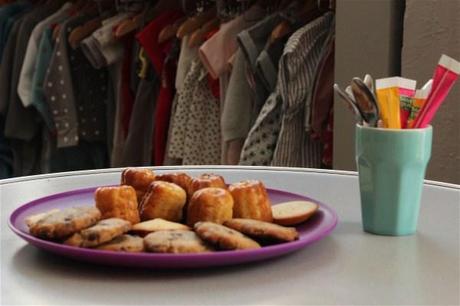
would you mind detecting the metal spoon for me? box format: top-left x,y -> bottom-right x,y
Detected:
363,74 -> 375,94
351,78 -> 380,127
333,83 -> 364,124
345,85 -> 355,101
346,85 -> 369,127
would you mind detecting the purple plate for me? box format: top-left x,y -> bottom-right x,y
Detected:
8,187 -> 338,269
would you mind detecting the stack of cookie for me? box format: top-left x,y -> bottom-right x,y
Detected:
26,168 -> 319,254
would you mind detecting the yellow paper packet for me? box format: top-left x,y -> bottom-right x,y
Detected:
375,77 -> 416,129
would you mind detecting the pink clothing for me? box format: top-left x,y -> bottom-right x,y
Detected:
198,5 -> 265,79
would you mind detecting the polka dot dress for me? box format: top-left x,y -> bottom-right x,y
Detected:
168,59 -> 221,165
238,92 -> 282,166
43,16 -> 107,148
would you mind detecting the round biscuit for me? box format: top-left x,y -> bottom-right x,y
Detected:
194,221 -> 261,250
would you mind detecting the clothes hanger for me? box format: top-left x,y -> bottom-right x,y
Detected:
52,0 -> 95,42
268,0 -> 319,45
268,20 -> 290,45
176,7 -> 216,39
113,7 -> 151,38
68,0 -> 117,49
187,16 -> 219,48
157,16 -> 186,44
68,17 -> 103,49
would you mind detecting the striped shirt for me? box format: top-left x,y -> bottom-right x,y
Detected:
240,13 -> 334,167
272,13 -> 334,167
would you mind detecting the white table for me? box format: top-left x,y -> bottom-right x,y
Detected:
1,166 -> 459,305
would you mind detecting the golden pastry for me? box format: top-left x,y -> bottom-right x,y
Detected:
120,168 -> 156,203
139,181 -> 187,222
186,187 -> 233,226
95,186 -> 140,224
187,173 -> 227,198
229,180 -> 273,222
155,172 -> 192,195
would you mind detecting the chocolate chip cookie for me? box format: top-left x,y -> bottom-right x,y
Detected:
143,230 -> 212,253
64,218 -> 132,247
28,206 -> 101,240
95,234 -> 144,252
194,222 -> 261,250
224,218 -> 299,243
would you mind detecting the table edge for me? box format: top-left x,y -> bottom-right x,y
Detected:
0,166 -> 458,190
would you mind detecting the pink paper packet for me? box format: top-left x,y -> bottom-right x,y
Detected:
398,78 -> 417,128
413,55 -> 460,128
407,80 -> 432,128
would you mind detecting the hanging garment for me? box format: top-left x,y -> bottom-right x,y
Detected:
120,35 -> 136,150
0,116 -> 12,178
151,38 -> 180,165
80,34 -> 106,69
0,12 -> 27,178
43,15 -> 87,148
3,5 -> 55,140
80,13 -> 130,69
221,48 -> 253,164
164,35 -> 197,165
94,13 -> 130,66
199,5 -> 265,164
168,59 -> 221,165
237,37 -> 288,166
220,13 -> 287,165
307,32 -> 335,135
109,61 -> 125,167
42,15 -> 109,171
182,60 -> 221,165
240,13 -> 334,167
271,13 -> 334,168
238,91 -> 282,166
17,2 -> 72,107
255,36 -> 287,94
237,39 -> 290,166
137,10 -> 183,166
308,33 -> 335,168
0,0 -> 31,60
163,94 -> 181,165
2,5 -> 58,176
198,4 -> 265,80
237,13 -> 283,118
120,59 -> 159,166
29,26 -> 61,133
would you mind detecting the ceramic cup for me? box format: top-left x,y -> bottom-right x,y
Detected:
355,124 -> 432,236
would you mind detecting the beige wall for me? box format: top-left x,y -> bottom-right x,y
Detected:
333,0 -> 403,171
334,0 -> 459,184
402,0 -> 460,184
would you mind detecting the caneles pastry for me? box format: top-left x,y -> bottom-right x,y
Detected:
139,181 -> 187,222
121,168 -> 156,203
187,173 -> 227,198
187,187 -> 234,226
95,186 -> 140,224
228,180 -> 273,222
155,172 -> 192,196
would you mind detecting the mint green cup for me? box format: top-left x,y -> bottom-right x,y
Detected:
355,125 -> 432,236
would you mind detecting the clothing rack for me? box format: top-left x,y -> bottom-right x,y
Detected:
0,0 -> 336,178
